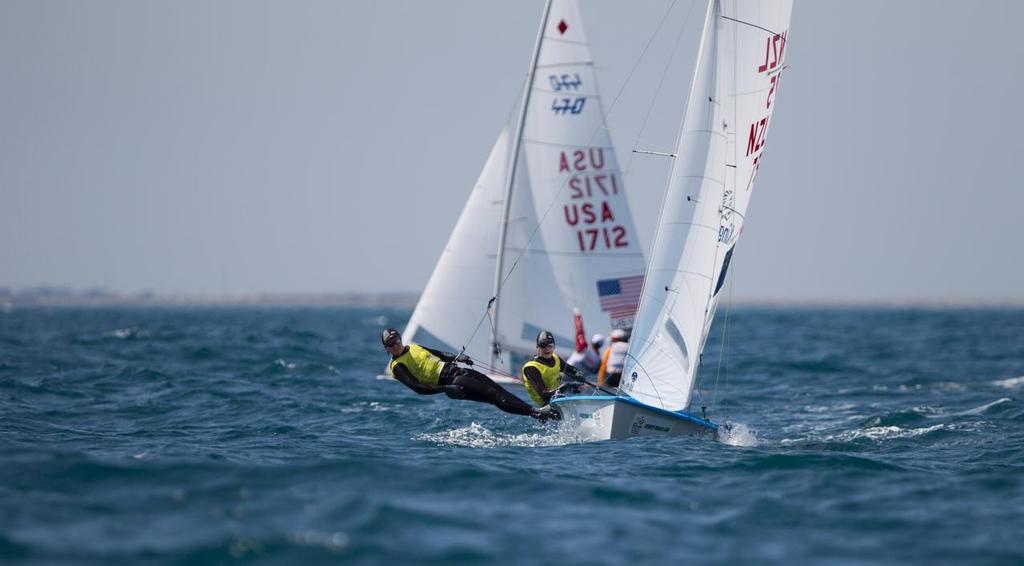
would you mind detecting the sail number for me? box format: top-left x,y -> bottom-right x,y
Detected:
552,97 -> 586,115
557,148 -> 631,251
744,30 -> 789,186
550,73 -> 585,114
549,73 -> 583,91
576,227 -> 628,251
758,31 -> 787,75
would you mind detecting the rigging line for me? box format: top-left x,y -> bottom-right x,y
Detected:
604,0 -> 681,116
711,262 -> 733,410
474,359 -> 516,378
724,273 -> 733,402
626,0 -> 697,175
720,15 -> 780,37
459,0 -> 685,356
632,149 -> 677,158
622,351 -> 665,406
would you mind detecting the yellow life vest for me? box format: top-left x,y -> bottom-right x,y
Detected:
389,344 -> 444,386
522,353 -> 562,406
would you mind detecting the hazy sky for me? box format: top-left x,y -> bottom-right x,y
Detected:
2,1 -> 1022,301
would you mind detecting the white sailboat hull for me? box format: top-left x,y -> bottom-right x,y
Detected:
551,395 -> 718,441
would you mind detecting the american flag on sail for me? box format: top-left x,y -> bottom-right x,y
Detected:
596,275 -> 644,321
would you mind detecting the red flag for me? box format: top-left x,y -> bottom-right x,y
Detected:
573,308 -> 586,352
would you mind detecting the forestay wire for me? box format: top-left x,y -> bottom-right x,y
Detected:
459,0 -> 687,369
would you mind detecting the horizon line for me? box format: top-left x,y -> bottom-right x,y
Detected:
2,287 -> 1024,308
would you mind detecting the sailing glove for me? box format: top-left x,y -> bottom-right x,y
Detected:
455,354 -> 474,366
563,366 -> 584,382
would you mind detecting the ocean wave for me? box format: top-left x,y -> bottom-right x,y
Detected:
827,422 -> 980,443
953,397 -> 1012,416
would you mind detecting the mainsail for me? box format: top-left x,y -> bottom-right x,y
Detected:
620,0 -> 793,410
518,0 -> 645,333
403,0 -> 646,376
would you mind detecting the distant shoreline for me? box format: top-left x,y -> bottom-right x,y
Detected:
0,289 -> 420,308
2,288 -> 1023,309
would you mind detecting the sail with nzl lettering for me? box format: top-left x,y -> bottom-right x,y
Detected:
401,0 -> 646,378
552,0 -> 794,440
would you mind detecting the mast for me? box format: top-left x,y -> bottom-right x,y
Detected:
490,0 -> 554,369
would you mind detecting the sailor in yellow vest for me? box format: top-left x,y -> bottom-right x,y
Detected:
382,328 -> 557,421
521,330 -> 580,410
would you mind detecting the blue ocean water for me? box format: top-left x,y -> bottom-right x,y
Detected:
1,306 -> 1022,564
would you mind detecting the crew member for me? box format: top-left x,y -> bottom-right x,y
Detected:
598,328 -> 629,388
382,328 -> 556,421
567,333 -> 604,376
522,330 -> 578,409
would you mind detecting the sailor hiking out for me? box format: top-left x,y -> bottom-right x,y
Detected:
382,329 -> 557,421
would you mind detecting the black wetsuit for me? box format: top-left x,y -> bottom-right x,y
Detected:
390,346 -> 535,417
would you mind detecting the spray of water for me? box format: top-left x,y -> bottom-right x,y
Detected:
415,422 -> 589,448
716,421 -> 760,447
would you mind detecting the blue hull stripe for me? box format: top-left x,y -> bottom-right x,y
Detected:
551,395 -> 719,431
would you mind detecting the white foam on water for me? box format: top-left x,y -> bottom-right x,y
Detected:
273,359 -> 297,371
915,405 -> 947,418
415,422 -> 580,448
992,376 -> 1024,389
898,381 -> 967,393
340,401 -> 393,413
286,530 -> 349,553
828,421 -> 984,442
716,422 -> 759,447
849,424 -> 946,441
104,327 -> 148,339
780,420 -> 984,446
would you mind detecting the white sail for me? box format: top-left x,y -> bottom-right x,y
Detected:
519,0 -> 646,334
402,127 -> 513,366
620,0 -> 793,411
491,149 -> 580,370
405,0 -> 642,375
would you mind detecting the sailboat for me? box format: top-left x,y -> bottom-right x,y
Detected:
552,0 -> 794,440
401,0 -> 646,382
